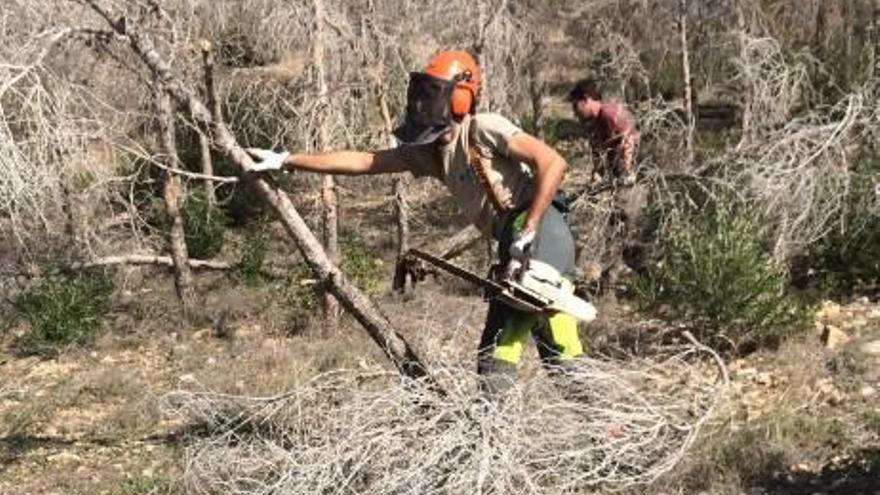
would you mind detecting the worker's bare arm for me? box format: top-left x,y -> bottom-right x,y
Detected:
617,128 -> 640,176
506,132 -> 568,233
283,148 -> 412,175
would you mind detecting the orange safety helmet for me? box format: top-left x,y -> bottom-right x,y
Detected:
393,50 -> 482,145
424,50 -> 482,117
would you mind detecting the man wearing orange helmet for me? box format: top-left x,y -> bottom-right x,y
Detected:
247,51 -> 585,393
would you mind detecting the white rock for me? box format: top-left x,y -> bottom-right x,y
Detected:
844,317 -> 868,330
860,340 -> 880,356
817,379 -> 836,396
816,301 -> 842,321
738,367 -> 758,377
859,386 -> 876,398
178,373 -> 197,384
48,452 -> 82,465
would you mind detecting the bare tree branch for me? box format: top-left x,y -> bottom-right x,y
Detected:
70,254 -> 234,271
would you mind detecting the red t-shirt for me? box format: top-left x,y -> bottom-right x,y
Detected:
591,103 -> 632,150
586,102 -> 638,174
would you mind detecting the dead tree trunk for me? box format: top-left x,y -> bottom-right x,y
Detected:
843,0 -> 855,88
83,0 -> 435,386
393,180 -> 409,252
678,0 -> 696,163
155,85 -> 196,310
814,1 -> 828,53
198,133 -> 214,203
735,0 -> 753,148
379,91 -> 409,258
525,42 -> 545,138
312,0 -> 340,332
873,0 -> 880,79
199,40 -> 220,204
376,88 -> 413,292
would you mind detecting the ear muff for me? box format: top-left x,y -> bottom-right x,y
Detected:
450,71 -> 476,118
450,87 -> 472,118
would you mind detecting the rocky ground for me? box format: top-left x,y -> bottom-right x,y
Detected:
2,268 -> 879,494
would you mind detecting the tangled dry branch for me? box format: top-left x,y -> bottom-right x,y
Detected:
726,88 -> 876,261
163,336 -> 728,494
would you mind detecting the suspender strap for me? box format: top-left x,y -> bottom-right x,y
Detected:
467,121 -> 513,216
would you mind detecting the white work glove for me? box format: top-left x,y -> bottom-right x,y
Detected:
509,229 -> 536,262
245,148 -> 289,172
504,259 -> 524,281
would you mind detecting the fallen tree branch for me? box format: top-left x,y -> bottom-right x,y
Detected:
434,224 -> 483,260
1,255 -> 235,279
393,225 -> 484,292
71,254 -> 234,271
151,159 -> 239,183
79,0 -> 436,387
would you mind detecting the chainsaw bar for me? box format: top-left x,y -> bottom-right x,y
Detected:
405,249 -> 548,313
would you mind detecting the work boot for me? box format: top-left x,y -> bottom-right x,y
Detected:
477,360 -> 518,402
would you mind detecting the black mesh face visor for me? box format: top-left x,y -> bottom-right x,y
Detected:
393,72 -> 457,145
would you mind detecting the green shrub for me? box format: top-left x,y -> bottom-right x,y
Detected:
341,233 -> 381,295
862,410 -> 880,436
634,200 -> 806,349
111,477 -> 171,495
13,270 -> 114,355
684,411 -> 853,490
236,220 -> 272,286
813,149 -> 880,294
181,191 -> 227,259
282,262 -> 318,334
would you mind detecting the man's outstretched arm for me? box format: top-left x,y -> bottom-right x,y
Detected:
246,148 -> 416,175
285,149 -> 415,175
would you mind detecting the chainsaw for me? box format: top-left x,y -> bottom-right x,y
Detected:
403,249 -> 598,323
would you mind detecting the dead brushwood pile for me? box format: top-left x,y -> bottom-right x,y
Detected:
164,339 -> 727,494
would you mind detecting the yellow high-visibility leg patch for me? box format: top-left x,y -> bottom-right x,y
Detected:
548,311 -> 583,360
492,311 -> 535,365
